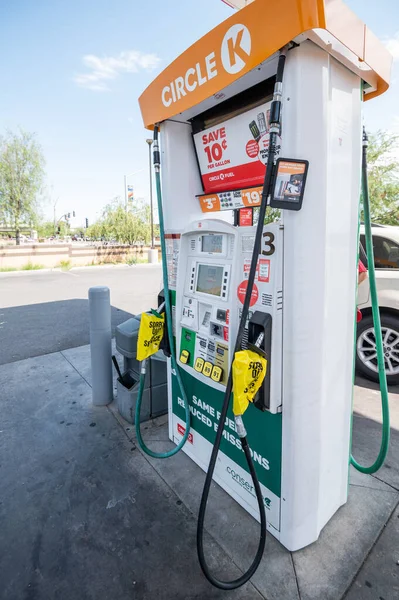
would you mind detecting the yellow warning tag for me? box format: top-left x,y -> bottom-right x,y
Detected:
137,312 -> 164,362
232,350 -> 267,416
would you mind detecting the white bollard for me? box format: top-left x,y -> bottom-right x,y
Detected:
147,248 -> 159,263
89,286 -> 113,406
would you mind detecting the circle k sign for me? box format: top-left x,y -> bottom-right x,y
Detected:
160,24 -> 252,109
221,24 -> 252,75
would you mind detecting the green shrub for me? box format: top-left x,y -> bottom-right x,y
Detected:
22,262 -> 44,271
57,260 -> 71,270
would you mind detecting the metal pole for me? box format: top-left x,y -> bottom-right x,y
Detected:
146,139 -> 154,248
124,174 -> 127,213
88,286 -> 113,406
150,144 -> 154,249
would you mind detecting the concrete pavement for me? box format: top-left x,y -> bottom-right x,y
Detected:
0,349 -> 258,600
0,343 -> 398,600
0,265 -> 162,365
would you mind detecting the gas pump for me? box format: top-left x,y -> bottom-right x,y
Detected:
136,0 -> 392,590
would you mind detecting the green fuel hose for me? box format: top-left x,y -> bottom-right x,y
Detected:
135,126 -> 191,459
350,127 -> 390,474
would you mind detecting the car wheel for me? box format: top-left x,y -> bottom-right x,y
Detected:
356,312 -> 399,385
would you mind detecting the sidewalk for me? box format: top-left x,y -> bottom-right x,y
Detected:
0,345 -> 398,600
0,261 -> 162,277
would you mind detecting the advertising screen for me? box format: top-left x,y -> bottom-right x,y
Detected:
196,265 -> 224,297
270,159 -> 309,211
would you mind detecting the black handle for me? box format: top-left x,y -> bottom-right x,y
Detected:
112,355 -> 123,380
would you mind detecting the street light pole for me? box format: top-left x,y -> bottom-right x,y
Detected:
124,174 -> 127,213
146,139 -> 154,249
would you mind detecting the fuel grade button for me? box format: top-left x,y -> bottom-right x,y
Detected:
180,349 -> 190,364
194,357 -> 205,373
211,365 -> 223,382
202,361 -> 213,377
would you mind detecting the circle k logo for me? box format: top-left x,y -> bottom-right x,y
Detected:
221,24 -> 251,75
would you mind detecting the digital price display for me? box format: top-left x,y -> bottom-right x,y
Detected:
201,234 -> 223,254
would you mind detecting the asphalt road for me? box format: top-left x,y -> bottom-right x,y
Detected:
0,265 -> 162,365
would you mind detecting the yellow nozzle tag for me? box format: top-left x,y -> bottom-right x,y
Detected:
232,350 -> 267,416
137,312 -> 164,362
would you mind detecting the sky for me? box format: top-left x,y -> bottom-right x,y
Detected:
1,0 -> 398,227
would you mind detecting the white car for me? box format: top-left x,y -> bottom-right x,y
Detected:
357,225 -> 399,385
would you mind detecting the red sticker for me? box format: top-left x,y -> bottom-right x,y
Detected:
237,280 -> 259,306
258,259 -> 270,282
246,140 -> 259,158
243,259 -> 259,280
177,423 -> 193,444
239,208 -> 253,226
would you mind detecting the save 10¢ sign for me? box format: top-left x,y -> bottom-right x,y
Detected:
194,101 -> 273,193
202,127 -> 229,167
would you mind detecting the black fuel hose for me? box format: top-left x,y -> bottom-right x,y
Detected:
196,47 -> 288,590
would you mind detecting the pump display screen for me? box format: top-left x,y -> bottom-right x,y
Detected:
201,235 -> 223,254
196,265 -> 224,297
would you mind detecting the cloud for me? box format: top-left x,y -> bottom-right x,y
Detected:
384,33 -> 399,61
74,50 -> 161,91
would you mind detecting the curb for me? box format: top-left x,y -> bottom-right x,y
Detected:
0,268 -> 62,277
70,263 -> 161,271
0,262 -> 162,277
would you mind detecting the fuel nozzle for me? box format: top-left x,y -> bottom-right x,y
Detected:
255,332 -> 265,349
247,311 -> 271,358
362,126 -> 368,148
157,301 -> 166,315
153,125 -> 161,173
140,358 -> 147,376
234,415 -> 247,439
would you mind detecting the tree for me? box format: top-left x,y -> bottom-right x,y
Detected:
264,207 -> 280,225
366,130 -> 399,225
0,129 -> 45,244
36,220 -> 68,238
251,206 -> 280,225
87,198 -> 155,244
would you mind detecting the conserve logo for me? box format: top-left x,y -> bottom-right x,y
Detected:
161,24 -> 251,108
226,466 -> 271,508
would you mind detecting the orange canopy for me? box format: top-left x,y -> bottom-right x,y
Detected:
139,0 -> 392,128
